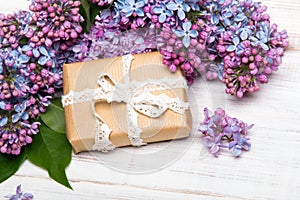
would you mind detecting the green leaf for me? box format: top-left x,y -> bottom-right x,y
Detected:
51,97 -> 63,108
80,0 -> 92,32
40,102 -> 66,134
90,5 -> 101,25
0,151 -> 26,183
25,123 -> 73,189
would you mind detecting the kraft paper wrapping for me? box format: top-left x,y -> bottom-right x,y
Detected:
63,52 -> 192,153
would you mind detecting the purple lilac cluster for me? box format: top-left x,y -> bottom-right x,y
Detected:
199,108 -> 253,157
0,11 -> 34,49
73,9 -> 157,61
29,0 -> 83,50
73,0 -> 213,84
202,0 -> 289,98
0,0 -> 82,155
78,0 -> 288,91
5,185 -> 33,200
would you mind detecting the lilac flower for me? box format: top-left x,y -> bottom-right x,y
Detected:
199,108 -> 254,157
117,0 -> 145,17
153,3 -> 173,23
167,0 -> 190,20
174,21 -> 198,48
226,36 -> 244,54
12,102 -> 29,123
251,30 -> 270,51
5,185 -> 33,200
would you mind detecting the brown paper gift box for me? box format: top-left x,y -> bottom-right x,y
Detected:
63,52 -> 192,153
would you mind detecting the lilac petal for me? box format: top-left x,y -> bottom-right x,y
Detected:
0,101 -> 5,109
233,37 -> 240,45
32,48 -> 40,58
235,13 -> 246,22
183,22 -> 192,31
229,141 -> 236,149
22,112 -> 29,120
136,0 -> 145,7
39,46 -> 49,56
174,30 -> 185,37
189,30 -> 198,38
207,128 -> 214,136
178,9 -> 186,20
232,146 -> 242,157
135,9 -> 144,17
182,3 -> 190,12
12,113 -> 21,123
183,35 -> 191,48
152,7 -> 162,14
240,30 -> 248,40
16,185 -> 22,194
167,2 -> 177,10
242,141 -> 251,151
122,7 -> 133,16
0,117 -> 8,127
212,15 -> 219,24
21,101 -> 27,110
19,54 -> 30,64
198,124 -> 208,132
21,45 -> 31,51
127,0 -> 135,5
159,14 -> 167,23
226,45 -> 236,52
261,43 -> 269,51
210,144 -> 220,156
202,136 -> 214,147
38,56 -> 48,65
0,66 -> 3,73
14,104 -> 21,113
246,124 -> 254,131
223,125 -> 232,135
231,125 -> 240,132
23,193 -> 34,198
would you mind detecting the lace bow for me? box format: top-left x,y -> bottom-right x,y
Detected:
62,54 -> 189,152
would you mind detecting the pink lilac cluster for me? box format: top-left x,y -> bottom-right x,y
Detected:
29,0 -> 83,50
199,107 -> 254,157
0,0 -> 82,155
202,0 -> 289,98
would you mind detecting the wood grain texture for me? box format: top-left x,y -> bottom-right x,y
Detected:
0,1 -> 300,199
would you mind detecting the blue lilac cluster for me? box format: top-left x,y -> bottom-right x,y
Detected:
0,0 -> 82,155
199,108 -> 254,157
5,185 -> 33,200
202,0 -> 289,98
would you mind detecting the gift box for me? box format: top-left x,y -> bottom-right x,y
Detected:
62,52 -> 192,153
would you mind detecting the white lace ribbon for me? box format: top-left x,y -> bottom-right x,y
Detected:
62,54 -> 189,152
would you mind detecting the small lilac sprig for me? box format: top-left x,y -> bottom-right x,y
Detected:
5,185 -> 33,200
198,108 -> 254,157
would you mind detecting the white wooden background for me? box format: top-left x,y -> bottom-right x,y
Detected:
1,0 -> 300,199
